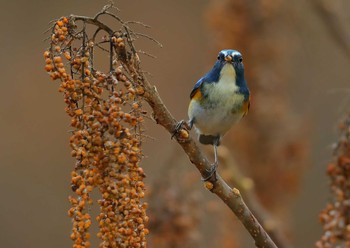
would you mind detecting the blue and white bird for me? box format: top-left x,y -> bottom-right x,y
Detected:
174,49 -> 250,180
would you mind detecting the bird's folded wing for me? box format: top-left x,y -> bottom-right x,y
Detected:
242,97 -> 250,117
190,78 -> 205,99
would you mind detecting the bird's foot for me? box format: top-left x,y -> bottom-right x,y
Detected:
171,120 -> 190,141
171,120 -> 184,139
201,161 -> 218,181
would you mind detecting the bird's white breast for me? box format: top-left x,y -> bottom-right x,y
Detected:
204,63 -> 241,107
188,63 -> 245,136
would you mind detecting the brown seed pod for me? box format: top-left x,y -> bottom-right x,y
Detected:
75,109 -> 83,115
53,56 -> 62,64
43,51 -> 50,58
57,20 -> 64,27
62,17 -> 68,24
64,51 -> 72,60
45,64 -> 54,72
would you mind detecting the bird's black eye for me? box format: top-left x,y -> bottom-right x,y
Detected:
239,57 -> 243,63
217,53 -> 224,60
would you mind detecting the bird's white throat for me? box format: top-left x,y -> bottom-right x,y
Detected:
217,63 -> 238,92
201,63 -> 240,104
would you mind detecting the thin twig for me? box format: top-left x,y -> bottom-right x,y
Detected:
130,31 -> 163,47
109,36 -> 114,73
92,27 -> 103,42
137,50 -> 157,59
72,15 -> 114,35
103,11 -> 125,24
124,21 -> 151,28
93,3 -> 119,20
95,43 -> 110,53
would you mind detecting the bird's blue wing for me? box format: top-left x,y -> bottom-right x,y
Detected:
190,60 -> 221,99
190,77 -> 204,99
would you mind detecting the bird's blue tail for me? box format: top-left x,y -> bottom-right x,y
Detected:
199,134 -> 221,146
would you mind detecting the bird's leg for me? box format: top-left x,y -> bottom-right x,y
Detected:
171,119 -> 193,139
201,137 -> 220,181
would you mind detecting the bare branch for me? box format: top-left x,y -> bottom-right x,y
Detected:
103,11 -> 124,24
137,50 -> 157,59
72,15 -> 114,35
93,3 -> 120,20
130,32 -> 163,47
124,21 -> 151,28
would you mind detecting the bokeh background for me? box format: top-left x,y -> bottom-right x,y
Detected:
1,0 -> 350,247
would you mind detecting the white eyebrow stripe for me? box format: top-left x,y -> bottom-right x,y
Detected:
230,51 -> 241,57
221,50 -> 242,57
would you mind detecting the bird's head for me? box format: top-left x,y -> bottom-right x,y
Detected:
213,49 -> 245,83
217,49 -> 244,72
200,49 -> 246,88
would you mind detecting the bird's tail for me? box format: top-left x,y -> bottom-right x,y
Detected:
199,134 -> 221,146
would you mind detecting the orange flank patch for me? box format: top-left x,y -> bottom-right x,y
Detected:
242,98 -> 250,117
191,88 -> 202,101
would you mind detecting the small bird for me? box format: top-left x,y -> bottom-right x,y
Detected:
174,49 -> 250,181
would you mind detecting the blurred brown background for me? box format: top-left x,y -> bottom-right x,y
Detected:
1,0 -> 350,247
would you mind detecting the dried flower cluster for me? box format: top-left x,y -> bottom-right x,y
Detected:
44,8 -> 149,248
316,115 -> 350,248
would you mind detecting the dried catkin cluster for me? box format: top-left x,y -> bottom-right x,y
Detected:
44,12 -> 149,248
316,115 -> 350,248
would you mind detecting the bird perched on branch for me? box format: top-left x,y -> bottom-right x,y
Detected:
174,49 -> 250,181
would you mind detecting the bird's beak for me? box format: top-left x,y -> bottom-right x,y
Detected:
224,55 -> 233,62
